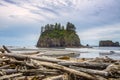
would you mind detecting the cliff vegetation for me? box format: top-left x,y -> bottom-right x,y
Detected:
37,22 -> 81,47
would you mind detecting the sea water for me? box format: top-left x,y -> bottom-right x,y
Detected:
4,46 -> 120,60
66,47 -> 120,60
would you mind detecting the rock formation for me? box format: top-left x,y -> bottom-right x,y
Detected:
99,40 -> 120,47
37,22 -> 81,47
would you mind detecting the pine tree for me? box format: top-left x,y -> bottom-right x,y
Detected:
57,23 -> 61,30
45,24 -> 49,31
66,22 -> 76,32
55,23 -> 58,30
61,26 -> 64,30
41,26 -> 44,34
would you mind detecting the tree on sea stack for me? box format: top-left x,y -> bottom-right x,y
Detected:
66,22 -> 76,32
36,22 -> 81,47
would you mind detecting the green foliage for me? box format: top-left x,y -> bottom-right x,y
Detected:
41,22 -> 78,39
66,22 -> 76,32
41,29 -> 65,38
37,22 -> 80,47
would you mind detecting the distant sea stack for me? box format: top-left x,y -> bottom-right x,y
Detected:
37,22 -> 81,47
99,40 -> 120,47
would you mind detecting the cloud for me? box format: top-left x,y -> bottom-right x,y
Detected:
9,15 -> 19,18
3,0 -> 17,4
36,6 -> 58,15
78,23 -> 120,41
0,2 -> 6,6
1,0 -> 120,25
0,0 -> 120,46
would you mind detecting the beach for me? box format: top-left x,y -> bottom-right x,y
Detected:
0,46 -> 120,80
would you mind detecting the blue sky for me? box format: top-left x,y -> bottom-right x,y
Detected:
0,0 -> 120,46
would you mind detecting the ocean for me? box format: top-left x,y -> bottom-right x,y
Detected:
1,46 -> 120,60
66,47 -> 120,60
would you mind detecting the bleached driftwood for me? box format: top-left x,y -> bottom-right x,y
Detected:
69,66 -> 109,77
32,60 -> 95,80
58,62 -> 110,69
3,53 -> 68,63
0,73 -> 22,80
0,58 -> 10,63
0,65 -> 10,69
19,69 -> 60,75
9,60 -> 37,69
0,48 -> 5,53
1,69 -> 17,74
43,75 -> 64,80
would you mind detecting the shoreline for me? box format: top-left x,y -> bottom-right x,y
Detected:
0,46 -> 120,80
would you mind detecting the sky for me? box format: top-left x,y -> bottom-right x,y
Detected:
0,0 -> 120,46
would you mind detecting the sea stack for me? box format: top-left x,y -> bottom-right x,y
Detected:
37,22 -> 81,47
99,40 -> 120,47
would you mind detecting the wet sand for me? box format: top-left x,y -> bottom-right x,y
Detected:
10,48 -> 80,57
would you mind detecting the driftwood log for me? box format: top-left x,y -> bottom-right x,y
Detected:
1,69 -> 18,74
0,59 -> 10,63
2,45 -> 12,53
43,75 -> 65,80
0,65 -> 10,69
19,51 -> 40,55
58,62 -> 110,70
70,63 -> 120,78
15,75 -> 45,80
1,46 -> 68,63
3,53 -> 68,63
95,75 -> 107,80
32,60 -> 96,80
9,59 -> 37,69
0,48 -> 5,53
69,66 -> 109,77
19,69 -> 60,76
0,73 -> 22,80
1,45 -> 120,80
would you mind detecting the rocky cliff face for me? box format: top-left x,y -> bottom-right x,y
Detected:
37,22 -> 81,47
99,40 -> 120,47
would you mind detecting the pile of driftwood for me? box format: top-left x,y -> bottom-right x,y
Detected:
0,46 -> 120,80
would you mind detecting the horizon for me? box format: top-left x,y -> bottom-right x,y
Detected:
0,0 -> 120,46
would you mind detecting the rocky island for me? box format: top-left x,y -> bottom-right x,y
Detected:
99,40 -> 120,47
37,22 -> 81,47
